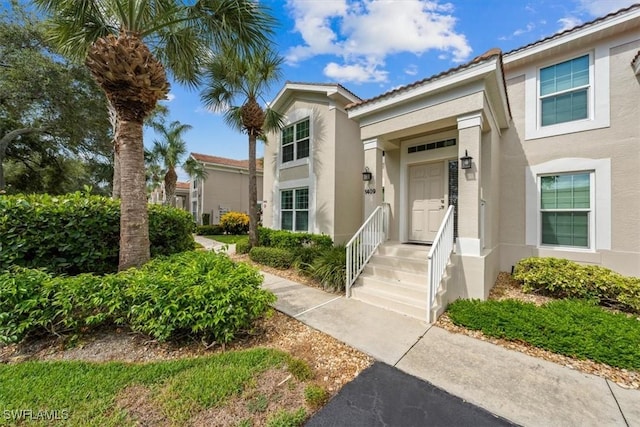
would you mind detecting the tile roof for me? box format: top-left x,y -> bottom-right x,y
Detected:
346,48 -> 502,110
176,182 -> 190,190
284,81 -> 362,101
191,152 -> 263,171
504,3 -> 640,57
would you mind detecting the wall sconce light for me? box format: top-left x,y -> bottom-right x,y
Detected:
362,167 -> 373,182
460,150 -> 473,170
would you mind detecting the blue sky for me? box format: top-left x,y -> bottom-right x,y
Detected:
150,0 -> 637,179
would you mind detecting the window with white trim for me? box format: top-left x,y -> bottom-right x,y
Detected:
539,55 -> 589,127
282,118 -> 310,163
539,172 -> 591,248
281,188 -> 309,231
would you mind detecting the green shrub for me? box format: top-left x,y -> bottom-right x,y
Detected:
309,246 -> 346,292
292,247 -> 323,275
220,211 -> 250,235
148,204 -> 196,257
196,224 -> 224,235
236,239 -> 251,255
124,251 -> 275,343
0,193 -> 195,275
513,257 -> 640,313
249,247 -> 294,269
258,228 -> 332,251
448,298 -> 640,370
304,384 -> 329,409
0,252 -> 275,344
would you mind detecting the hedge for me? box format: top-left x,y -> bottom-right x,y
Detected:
513,257 -> 640,313
196,224 -> 224,236
258,228 -> 333,250
0,251 -> 275,344
0,192 -> 195,275
249,247 -> 294,269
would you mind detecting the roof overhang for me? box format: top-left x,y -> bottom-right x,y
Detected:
269,82 -> 361,112
633,51 -> 640,76
348,57 -> 511,130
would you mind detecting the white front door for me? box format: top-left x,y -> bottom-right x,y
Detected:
409,162 -> 446,242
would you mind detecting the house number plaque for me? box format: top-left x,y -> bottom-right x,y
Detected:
364,188 -> 376,194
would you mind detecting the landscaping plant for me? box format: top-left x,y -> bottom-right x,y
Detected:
309,245 -> 347,292
447,298 -> 640,370
220,211 -> 250,235
0,193 -> 195,275
249,247 -> 294,269
513,257 -> 640,313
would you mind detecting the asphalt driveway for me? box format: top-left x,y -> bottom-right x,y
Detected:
306,362 -> 517,427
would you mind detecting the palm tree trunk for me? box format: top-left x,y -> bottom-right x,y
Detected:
117,117 -> 150,270
108,100 -> 121,199
248,134 -> 258,247
164,168 -> 178,207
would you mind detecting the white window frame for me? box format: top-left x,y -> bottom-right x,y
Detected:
281,118 -> 310,165
525,158 -> 611,252
538,172 -> 595,250
538,54 -> 591,128
523,46 -> 610,140
280,187 -> 309,232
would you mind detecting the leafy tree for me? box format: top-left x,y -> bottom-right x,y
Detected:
33,0 -> 276,270
0,2 -> 112,193
200,45 -> 283,247
147,120 -> 206,206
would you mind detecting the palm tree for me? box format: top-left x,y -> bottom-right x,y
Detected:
148,120 -> 205,207
33,0 -> 275,270
200,45 -> 283,247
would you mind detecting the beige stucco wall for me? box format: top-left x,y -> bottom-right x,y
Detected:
200,167 -> 263,224
263,94 -> 362,244
499,36 -> 640,276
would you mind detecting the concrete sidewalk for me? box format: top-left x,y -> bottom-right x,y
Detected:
193,235 -> 235,254
261,272 -> 640,427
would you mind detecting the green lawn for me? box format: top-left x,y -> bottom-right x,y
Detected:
0,348 -> 307,426
447,299 -> 640,370
209,234 -> 248,244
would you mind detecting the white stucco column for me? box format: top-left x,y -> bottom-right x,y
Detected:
363,138 -> 383,218
456,113 -> 483,256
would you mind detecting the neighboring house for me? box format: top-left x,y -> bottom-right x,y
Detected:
263,5 -> 640,322
190,153 -> 263,225
149,181 -> 190,211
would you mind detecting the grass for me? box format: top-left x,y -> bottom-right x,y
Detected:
447,298 -> 640,370
0,348 -> 307,426
209,234 -> 249,245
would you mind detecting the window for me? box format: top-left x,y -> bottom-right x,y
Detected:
540,55 -> 589,127
281,188 -> 309,231
282,119 -> 310,163
540,173 -> 591,248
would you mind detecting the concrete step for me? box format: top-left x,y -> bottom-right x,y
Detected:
369,254 -> 428,274
355,275 -> 428,301
350,284 -> 427,321
362,263 -> 427,286
376,243 -> 430,260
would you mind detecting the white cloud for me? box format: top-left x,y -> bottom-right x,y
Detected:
576,0 -> 636,16
513,22 -> 535,36
285,0 -> 472,83
194,106 -> 220,115
165,93 -> 175,102
324,61 -> 388,83
557,16 -> 582,31
556,0 -> 635,33
404,64 -> 418,76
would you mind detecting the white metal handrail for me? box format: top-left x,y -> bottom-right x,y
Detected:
426,205 -> 455,322
345,204 -> 389,297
